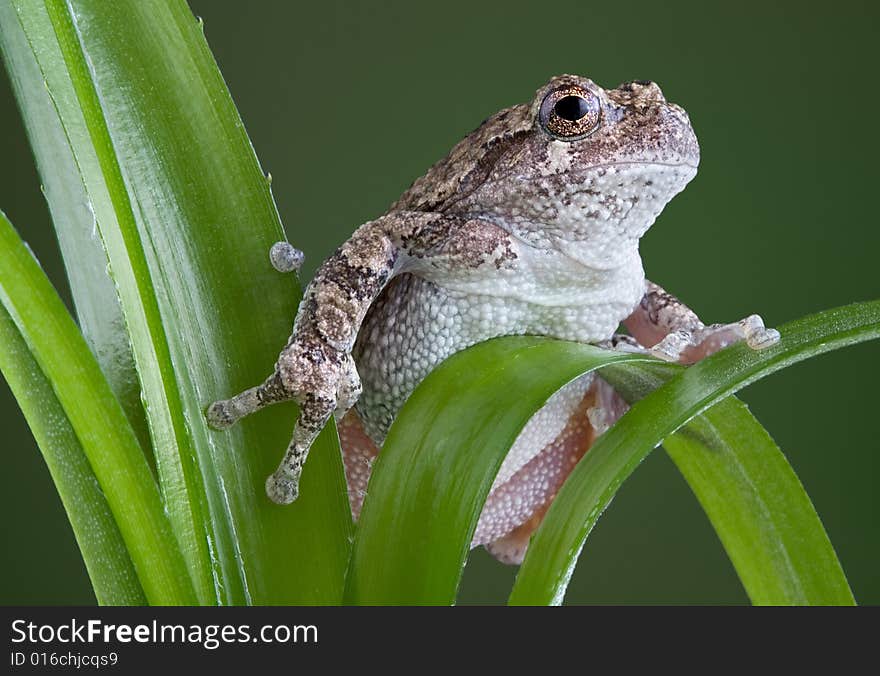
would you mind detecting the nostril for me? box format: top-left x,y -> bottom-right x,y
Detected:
618,80 -> 666,102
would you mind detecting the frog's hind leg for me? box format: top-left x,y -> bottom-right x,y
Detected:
206,371 -> 292,429
337,409 -> 380,519
479,377 -> 629,565
477,383 -> 598,565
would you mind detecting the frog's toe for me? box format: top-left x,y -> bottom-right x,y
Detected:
648,330 -> 693,362
206,400 -> 237,429
266,469 -> 300,505
269,241 -> 304,273
742,314 -> 780,350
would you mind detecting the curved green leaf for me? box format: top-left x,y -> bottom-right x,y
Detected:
0,210 -> 193,605
344,339 -> 653,605
666,398 -> 854,605
7,0 -> 352,604
510,301 -> 878,605
0,301 -> 145,605
0,0 -> 152,456
590,361 -> 851,604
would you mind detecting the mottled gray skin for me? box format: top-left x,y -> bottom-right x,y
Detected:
207,74 -> 778,508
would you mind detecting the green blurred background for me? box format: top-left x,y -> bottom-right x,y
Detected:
1,0 -> 877,604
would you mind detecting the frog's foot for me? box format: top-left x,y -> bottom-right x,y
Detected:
269,241 -> 304,273
213,373 -> 346,505
650,314 -> 780,364
206,372 -> 291,429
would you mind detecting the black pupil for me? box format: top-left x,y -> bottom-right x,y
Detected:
554,95 -> 590,121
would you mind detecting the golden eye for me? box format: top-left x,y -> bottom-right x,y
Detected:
539,86 -> 601,141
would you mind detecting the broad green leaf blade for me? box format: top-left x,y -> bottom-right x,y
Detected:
0,0 -> 152,456
345,338 -> 653,605
11,0 -> 213,602
510,301 -> 879,605
12,0 -> 352,604
602,362 -> 853,604
0,210 -> 194,605
667,399 -> 853,605
0,302 -> 145,605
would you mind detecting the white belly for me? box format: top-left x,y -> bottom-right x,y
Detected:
353,246 -> 644,444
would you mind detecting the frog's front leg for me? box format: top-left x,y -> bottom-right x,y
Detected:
207,211 -> 449,504
624,281 -> 780,364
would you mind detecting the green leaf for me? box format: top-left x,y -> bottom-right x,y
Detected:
0,0 -> 152,456
510,301 -> 879,605
0,301 -> 144,605
596,362 -> 853,604
666,398 -> 854,605
5,0 -> 352,604
0,210 -> 193,605
344,338 -> 653,605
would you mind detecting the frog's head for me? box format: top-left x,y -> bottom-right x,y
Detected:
399,74 -> 699,265
525,74 -> 700,170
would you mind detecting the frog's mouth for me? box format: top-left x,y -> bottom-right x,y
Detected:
456,159 -> 698,269
465,159 -> 698,222
522,157 -> 699,182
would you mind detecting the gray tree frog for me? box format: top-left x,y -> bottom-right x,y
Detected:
207,74 -> 779,564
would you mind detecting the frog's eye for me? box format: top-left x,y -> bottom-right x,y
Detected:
538,86 -> 601,141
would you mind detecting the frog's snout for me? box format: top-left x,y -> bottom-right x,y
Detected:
618,79 -> 666,103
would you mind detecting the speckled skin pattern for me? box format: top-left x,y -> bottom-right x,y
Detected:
208,74 -> 779,564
